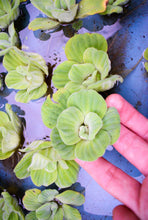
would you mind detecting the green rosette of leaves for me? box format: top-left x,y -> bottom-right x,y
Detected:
41,89 -> 120,161
23,188 -> 85,220
52,33 -> 123,93
3,47 -> 48,103
0,22 -> 19,56
101,0 -> 129,15
143,48 -> 148,72
0,104 -> 22,160
0,191 -> 25,219
0,0 -> 20,29
14,140 -> 79,188
29,0 -> 108,31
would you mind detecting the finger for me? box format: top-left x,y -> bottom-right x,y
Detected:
75,157 -> 141,217
113,205 -> 139,220
139,176 -> 148,220
114,124 -> 148,176
106,94 -> 148,142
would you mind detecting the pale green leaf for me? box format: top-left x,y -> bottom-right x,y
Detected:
30,169 -> 57,187
29,17 -> 60,31
23,189 -> 42,211
76,0 -> 107,18
113,0 -> 129,6
28,153 -> 50,171
83,48 -> 111,80
144,48 -> 148,60
51,127 -> 76,160
68,63 -> 95,83
38,189 -> 59,203
55,160 -> 79,188
144,62 -> 148,72
102,107 -> 120,144
25,211 -> 38,220
50,207 -> 63,220
31,0 -> 54,18
75,129 -> 111,161
63,204 -> 82,220
101,5 -> 123,15
52,61 -> 76,89
14,152 -> 33,179
36,203 -> 51,220
67,89 -> 107,118
0,111 -> 9,126
79,112 -> 103,141
56,190 -> 84,206
57,106 -> 84,145
65,33 -> 108,63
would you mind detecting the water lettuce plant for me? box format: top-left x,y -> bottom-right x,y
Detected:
3,47 -> 48,103
101,0 -> 129,15
0,0 -> 20,29
29,0 -> 108,31
23,188 -> 85,220
143,48 -> 148,72
0,191 -> 24,219
42,89 -> 120,161
14,140 -> 79,188
0,104 -> 22,160
52,33 -> 123,93
0,22 -> 19,56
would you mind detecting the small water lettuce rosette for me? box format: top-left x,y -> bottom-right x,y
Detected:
101,0 -> 129,15
14,140 -> 79,188
0,0 -> 20,29
0,191 -> 24,220
0,22 -> 19,56
29,0 -> 108,31
0,104 -> 22,160
52,33 -> 123,93
3,47 -> 48,103
23,188 -> 85,220
143,48 -> 148,72
42,89 -> 120,161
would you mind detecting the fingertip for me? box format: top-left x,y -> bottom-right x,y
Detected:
113,205 -> 139,220
106,94 -> 124,109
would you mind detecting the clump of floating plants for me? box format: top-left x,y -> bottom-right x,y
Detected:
0,191 -> 25,219
3,47 -> 48,103
0,104 -> 23,160
0,22 -> 20,56
0,0 -> 20,29
52,33 -> 123,93
14,140 -> 79,188
42,89 -> 120,161
101,0 -> 130,15
23,188 -> 85,220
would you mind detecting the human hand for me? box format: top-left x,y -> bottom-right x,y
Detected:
75,94 -> 148,220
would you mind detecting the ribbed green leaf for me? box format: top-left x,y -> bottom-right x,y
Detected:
36,203 -> 51,220
50,207 -> 63,220
62,204 -> 82,220
55,160 -> 79,188
38,189 -> 59,203
65,33 -> 108,63
67,89 -> 107,118
76,0 -> 107,18
31,0 -> 54,18
83,48 -> 111,80
52,61 -> 76,89
25,211 -> 38,220
23,189 -> 42,211
75,130 -> 111,161
102,107 -> 120,144
51,127 -> 76,160
29,17 -> 60,31
56,190 -> 84,206
57,106 -> 84,145
144,48 -> 148,60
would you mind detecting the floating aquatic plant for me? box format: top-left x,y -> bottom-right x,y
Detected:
3,47 -> 48,103
0,22 -> 19,56
143,48 -> 148,72
0,191 -> 24,219
0,0 -> 20,29
14,140 -> 79,188
42,89 -> 120,161
101,0 -> 129,15
52,33 -> 123,93
0,104 -> 22,160
23,188 -> 85,220
29,0 -> 108,31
